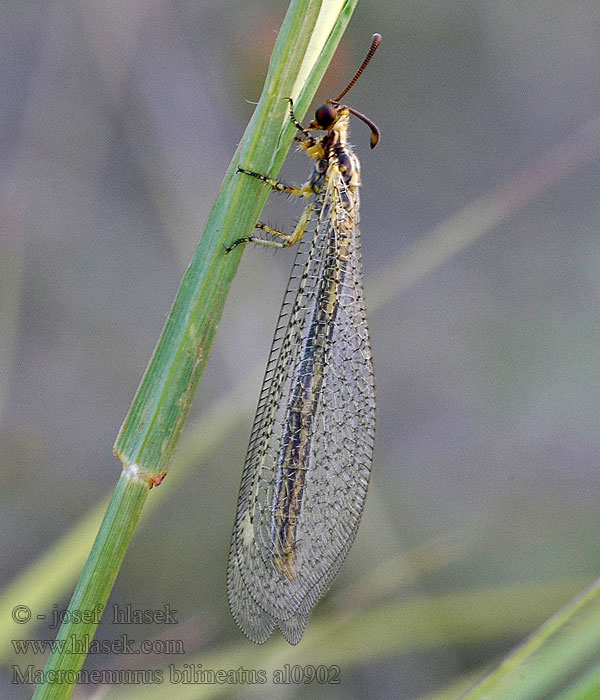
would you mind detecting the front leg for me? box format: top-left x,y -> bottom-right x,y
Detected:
284,97 -> 315,145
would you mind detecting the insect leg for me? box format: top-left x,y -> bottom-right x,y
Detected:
284,97 -> 315,145
237,167 -> 313,197
225,202 -> 313,252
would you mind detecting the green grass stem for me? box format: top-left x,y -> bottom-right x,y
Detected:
31,472 -> 147,699
31,1 -> 360,697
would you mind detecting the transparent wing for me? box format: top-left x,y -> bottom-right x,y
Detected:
227,166 -> 375,643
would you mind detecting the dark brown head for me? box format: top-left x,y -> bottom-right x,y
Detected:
309,102 -> 379,149
308,33 -> 381,149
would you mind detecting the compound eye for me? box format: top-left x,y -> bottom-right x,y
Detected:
313,104 -> 337,129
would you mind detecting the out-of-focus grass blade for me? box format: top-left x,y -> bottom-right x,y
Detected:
99,579 -> 586,699
457,578 -> 600,700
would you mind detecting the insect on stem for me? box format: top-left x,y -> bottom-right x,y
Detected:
227,33 -> 381,645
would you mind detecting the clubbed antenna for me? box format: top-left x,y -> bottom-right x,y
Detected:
333,33 -> 382,103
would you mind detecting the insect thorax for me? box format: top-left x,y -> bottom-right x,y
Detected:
309,117 -> 361,195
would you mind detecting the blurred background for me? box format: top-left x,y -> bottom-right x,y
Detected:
2,1 -> 600,698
